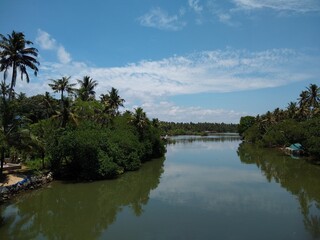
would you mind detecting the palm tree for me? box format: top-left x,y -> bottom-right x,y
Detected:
100,87 -> 125,116
77,76 -> 98,101
131,107 -> 148,136
0,82 -> 10,176
49,76 -> 76,101
261,111 -> 275,127
286,102 -> 298,119
297,90 -> 310,120
0,81 -> 9,102
42,92 -> 56,118
0,31 -> 39,100
52,98 -> 78,128
305,84 -> 320,109
298,90 -> 308,108
273,108 -> 284,122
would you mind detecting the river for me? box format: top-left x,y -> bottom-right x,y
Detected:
1,135 -> 320,239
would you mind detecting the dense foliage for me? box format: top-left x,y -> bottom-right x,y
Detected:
159,121 -> 238,136
238,84 -> 320,159
0,31 -> 165,179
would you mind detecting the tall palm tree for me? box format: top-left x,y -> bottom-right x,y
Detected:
49,76 -> 76,101
131,107 -> 148,136
298,90 -> 308,109
297,90 -> 310,120
52,98 -> 78,128
305,84 -> 320,109
273,108 -> 284,122
100,87 -> 125,116
0,31 -> 39,100
77,76 -> 98,101
286,102 -> 298,119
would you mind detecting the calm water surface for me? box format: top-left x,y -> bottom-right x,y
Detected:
1,135 -> 320,239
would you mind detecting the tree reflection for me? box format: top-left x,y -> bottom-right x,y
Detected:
0,157 -> 165,239
237,143 -> 320,239
167,134 -> 241,145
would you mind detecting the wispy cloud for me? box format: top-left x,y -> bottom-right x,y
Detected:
36,29 -> 72,64
57,46 -> 71,64
204,0 -> 320,27
232,0 -> 320,13
138,7 -> 186,31
139,0 -> 319,30
141,101 -> 244,123
21,49 -> 320,121
80,49 -> 318,98
20,31 -> 320,122
35,29 -> 56,50
188,0 -> 203,14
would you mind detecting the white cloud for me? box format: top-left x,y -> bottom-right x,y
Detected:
16,43 -> 320,122
138,7 -> 186,31
57,46 -> 71,64
35,29 -> 72,64
205,0 -> 320,27
141,101 -> 244,123
35,29 -> 56,50
216,12 -> 239,26
188,0 -> 203,13
233,0 -> 320,13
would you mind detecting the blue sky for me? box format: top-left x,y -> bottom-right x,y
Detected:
1,0 -> 320,123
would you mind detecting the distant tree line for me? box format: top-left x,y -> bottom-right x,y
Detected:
0,31 -> 165,179
238,83 -> 320,159
159,121 -> 238,136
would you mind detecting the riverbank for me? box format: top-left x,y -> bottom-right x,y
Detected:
0,171 -> 53,203
1,173 -> 25,186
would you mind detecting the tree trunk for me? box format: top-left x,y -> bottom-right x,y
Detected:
0,147 -> 5,178
9,62 -> 17,101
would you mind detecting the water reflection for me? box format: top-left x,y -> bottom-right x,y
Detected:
167,134 -> 241,145
0,157 -> 165,240
156,137 -> 291,214
2,137 -> 320,239
238,143 -> 320,239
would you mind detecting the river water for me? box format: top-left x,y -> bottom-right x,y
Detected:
1,135 -> 320,239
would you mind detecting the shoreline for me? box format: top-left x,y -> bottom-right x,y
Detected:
0,172 -> 53,204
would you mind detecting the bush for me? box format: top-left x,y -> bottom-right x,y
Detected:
243,124 -> 262,143
47,117 -> 166,180
261,120 -> 305,147
302,117 -> 320,158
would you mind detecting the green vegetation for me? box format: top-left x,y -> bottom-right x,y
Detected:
159,121 -> 238,136
0,31 -> 165,179
239,84 -> 320,159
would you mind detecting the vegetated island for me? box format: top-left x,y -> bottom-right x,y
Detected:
238,83 -> 320,163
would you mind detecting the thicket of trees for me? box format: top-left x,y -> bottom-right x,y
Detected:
159,121 -> 238,136
0,31 -> 165,180
238,84 -> 320,159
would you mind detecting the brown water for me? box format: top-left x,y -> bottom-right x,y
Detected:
1,135 -> 320,239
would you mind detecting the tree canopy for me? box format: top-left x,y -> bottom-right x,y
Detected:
239,83 -> 320,159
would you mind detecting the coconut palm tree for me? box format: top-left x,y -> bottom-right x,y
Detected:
49,76 -> 76,101
297,90 -> 310,120
286,102 -> 298,119
100,87 -> 124,116
305,84 -> 320,109
298,91 -> 308,108
131,107 -> 149,136
52,98 -> 78,128
42,92 -> 56,118
77,76 -> 98,101
0,31 -> 39,100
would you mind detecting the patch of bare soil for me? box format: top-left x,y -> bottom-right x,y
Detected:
0,165 -> 29,186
